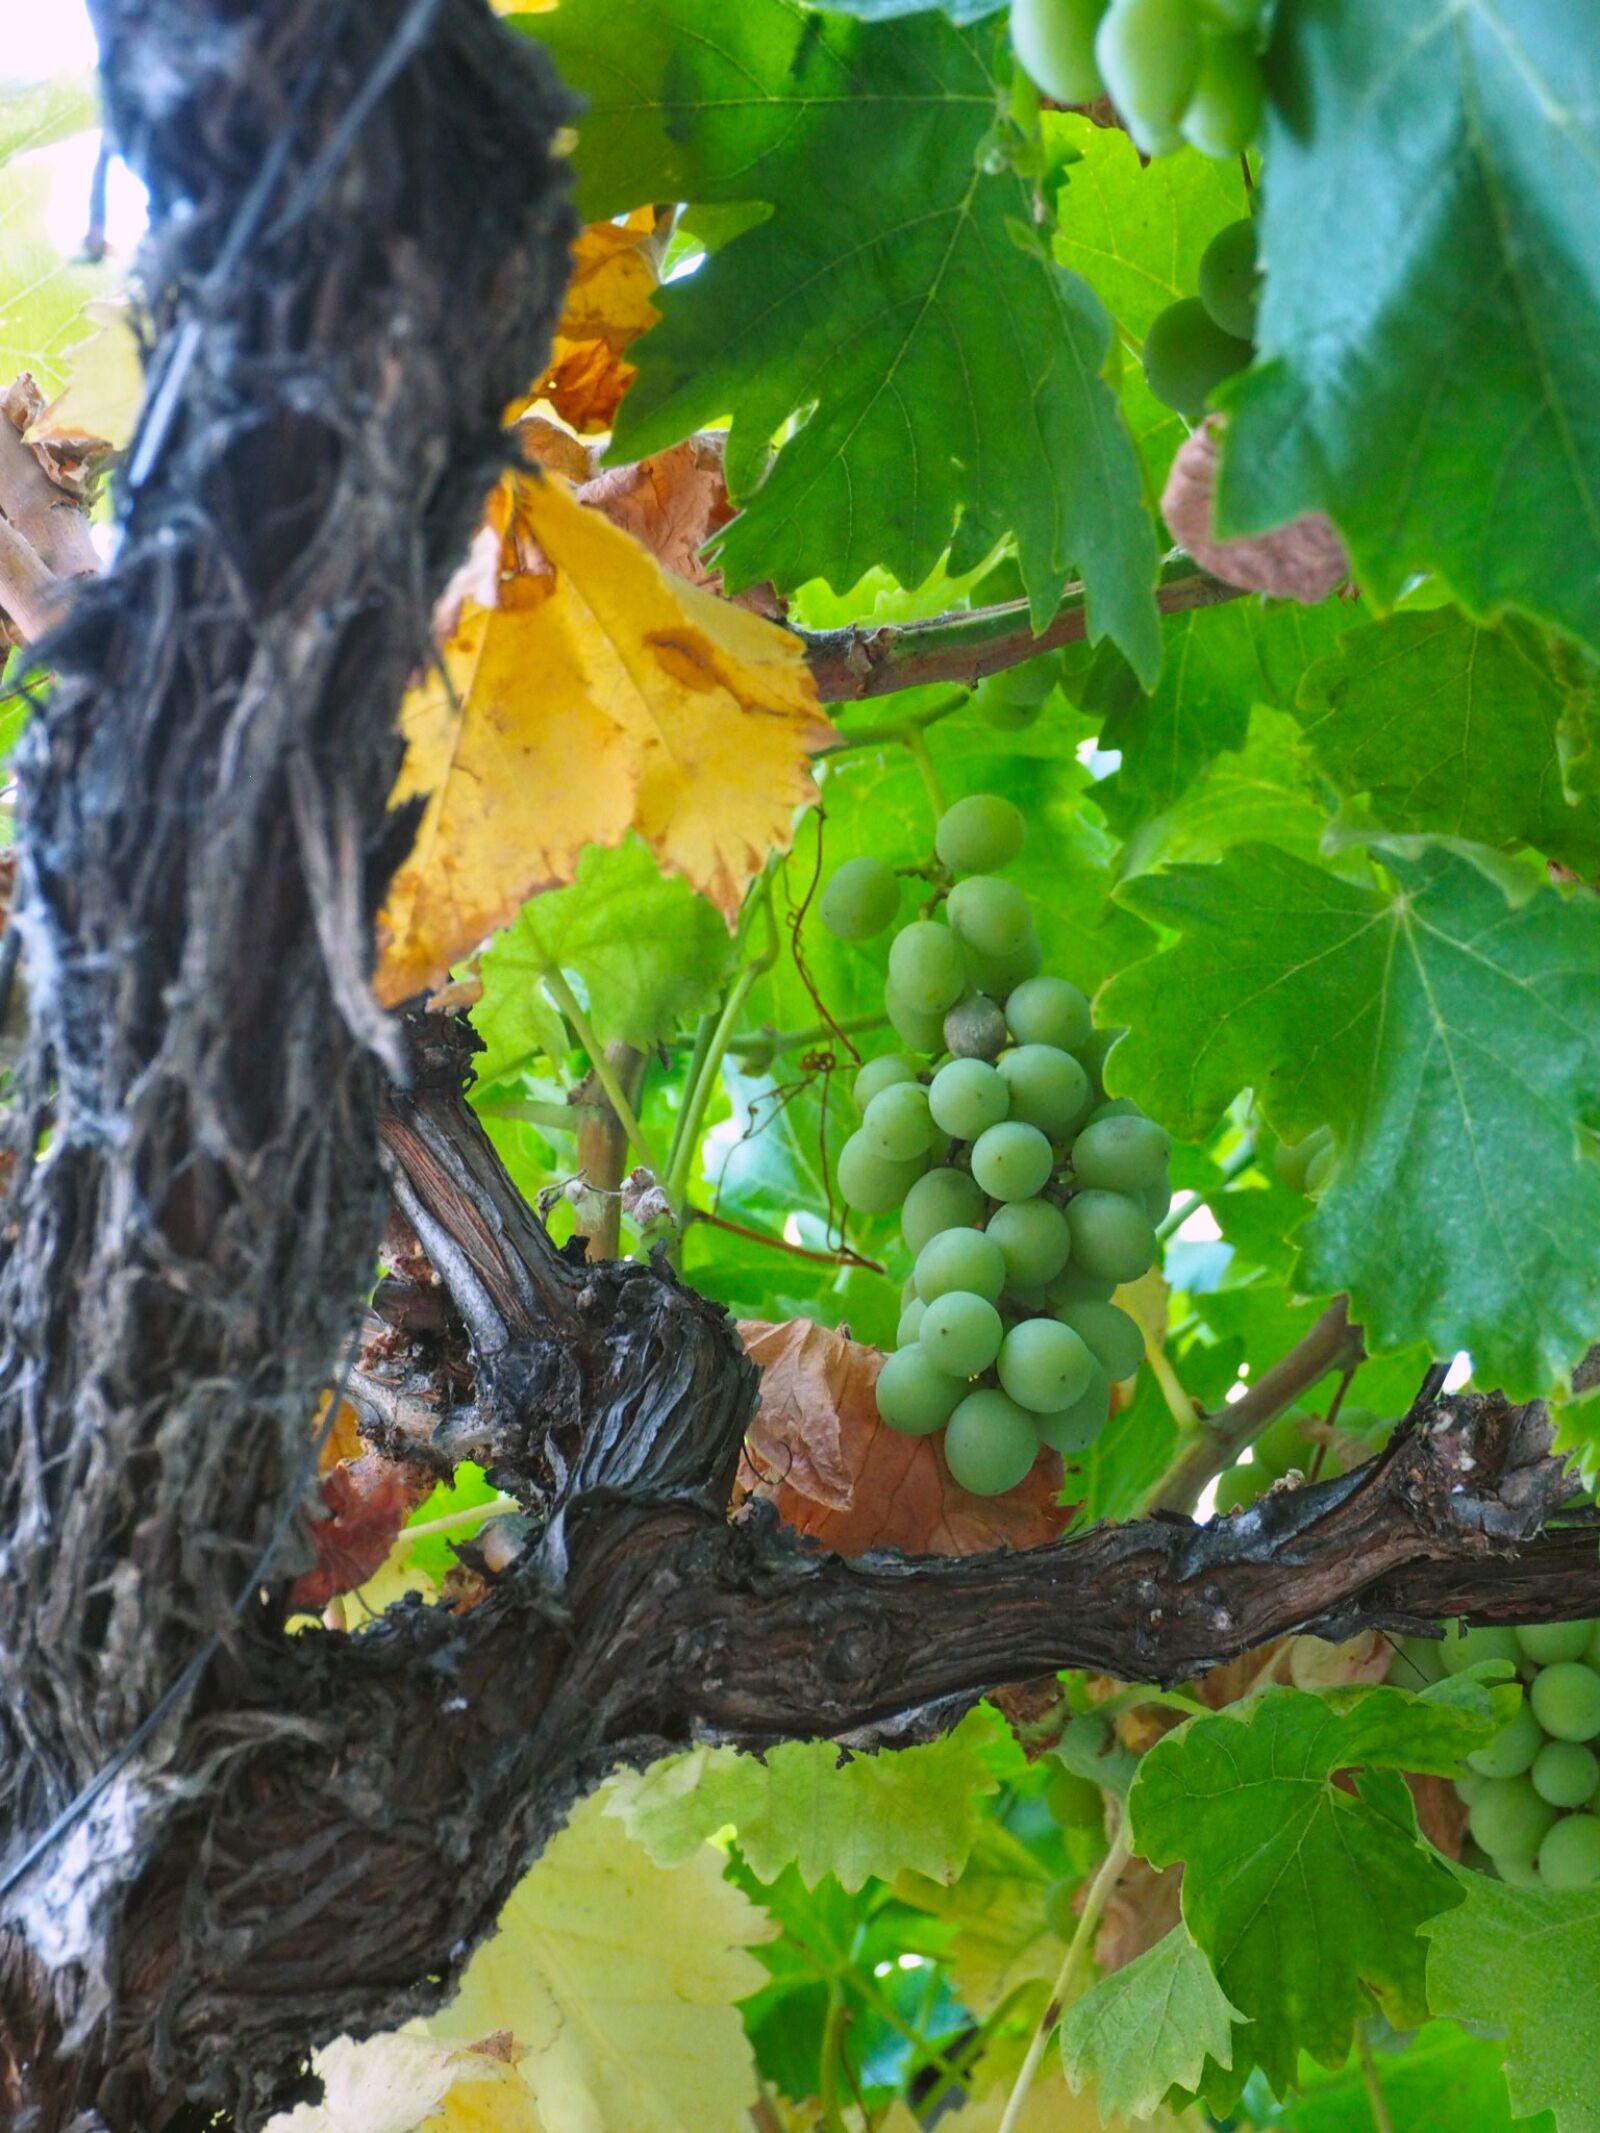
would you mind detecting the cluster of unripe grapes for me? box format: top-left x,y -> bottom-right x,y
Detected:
1392,1622 -> 1600,1891
819,794 -> 1167,1498
1009,0 -> 1266,158
1142,214 -> 1258,422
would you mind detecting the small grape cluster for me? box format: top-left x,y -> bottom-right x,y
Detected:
819,793 -> 1167,1498
1009,0 -> 1266,160
1392,1622 -> 1600,1891
1142,215 -> 1258,423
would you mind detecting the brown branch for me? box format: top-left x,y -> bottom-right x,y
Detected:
1146,1298 -> 1366,1513
799,561 -> 1242,703
573,1040 -> 646,1259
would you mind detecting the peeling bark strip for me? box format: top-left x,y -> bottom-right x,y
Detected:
0,2 -> 573,2126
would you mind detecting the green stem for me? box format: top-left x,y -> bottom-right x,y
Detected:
663,876 -> 780,1213
474,1097 -> 593,1134
1356,2024 -> 1396,2133
818,1980 -> 849,2133
818,688 -> 969,756
912,1981 -> 1039,2119
728,1010 -> 888,1063
995,1816 -> 1134,2133
1156,1133 -> 1258,1242
662,1010 -> 719,1191
540,968 -> 661,1175
395,1495 -> 518,1548
902,722 -> 947,816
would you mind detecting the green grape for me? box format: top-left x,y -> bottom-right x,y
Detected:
1387,1634 -> 1447,1687
944,1387 -> 1041,1495
936,792 -> 1026,875
897,1299 -> 926,1347
876,1346 -> 965,1435
1531,1662 -> 1600,1741
819,854 -> 900,941
885,980 -> 951,1055
1181,34 -> 1264,157
987,1197 -> 1072,1289
1071,1113 -> 1170,1193
1096,0 -> 1202,132
1066,1189 -> 1158,1282
972,1120 -> 1055,1202
1043,1876 -> 1081,1940
1517,1621 -> 1594,1666
1077,1026 -> 1124,1102
915,1225 -> 1008,1305
999,1044 -> 1092,1137
1046,1262 -> 1117,1307
1587,1621 -> 1600,1666
1253,1413 -> 1311,1481
919,1290 -> 1005,1377
888,919 -> 967,1014
1054,1298 -> 1144,1381
1141,1174 -> 1172,1225
1532,1740 -> 1600,1809
1197,215 -> 1259,341
1304,1140 -> 1335,1194
1496,1854 -> 1545,1888
1033,1357 -> 1111,1452
1010,0 -> 1107,106
930,1056 -> 1011,1140
964,929 -> 1044,999
1466,1701 -> 1544,1780
1045,1762 -> 1103,1829
1005,975 -> 1091,1054
838,1131 -> 926,1214
1084,1096 -> 1140,1126
1539,1813 -> 1600,1890
1440,1624 -> 1522,1676
854,1054 -> 917,1113
903,1167 -> 986,1254
1212,1464 -> 1259,1514
974,653 -> 1055,730
862,1080 -> 934,1162
1198,0 -> 1262,25
1469,1775 -> 1558,1863
1142,296 -> 1252,420
1273,1124 -> 1333,1195
945,995 -> 1009,1061
948,875 -> 1033,959
998,1317 -> 1095,1413
1454,1769 -> 1488,1807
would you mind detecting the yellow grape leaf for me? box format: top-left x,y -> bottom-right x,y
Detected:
431,1785 -> 774,2133
262,2032 -> 536,2133
517,209 -> 662,434
32,298 -> 143,450
940,2061 -> 1182,2133
376,473 -> 832,1005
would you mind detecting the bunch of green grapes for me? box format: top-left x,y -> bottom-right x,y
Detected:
819,793 -> 1166,1497
1008,0 -> 1266,159
1390,1622 -> 1600,1891
1141,215 -> 1259,422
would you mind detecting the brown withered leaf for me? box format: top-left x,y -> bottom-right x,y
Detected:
1094,1855 -> 1184,1976
1408,1771 -> 1469,1858
735,1318 -> 1070,1557
578,435 -> 784,618
518,207 -> 663,434
289,1453 -> 433,1611
1163,416 -> 1350,603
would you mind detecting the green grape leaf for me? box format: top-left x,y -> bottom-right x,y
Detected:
1059,1924 -> 1245,2120
474,838 -> 736,1070
1104,845 -> 1600,1393
1050,114 -> 1248,344
1220,0 -> 1600,656
1245,2019 -> 1553,2133
1114,706 -> 1330,880
817,0 -> 1003,17
525,0 -> 1161,678
1295,609 -> 1600,870
431,1787 -> 772,2133
606,1706 -> 1011,1891
1424,1875 -> 1600,2133
1129,1683 -> 1503,2094
0,151 -> 115,395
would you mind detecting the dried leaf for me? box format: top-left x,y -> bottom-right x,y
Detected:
518,208 -> 662,434
577,434 -> 784,617
736,1318 -> 1071,1557
377,472 -> 832,1003
1094,1855 -> 1185,1976
289,1453 -> 433,1611
1163,417 -> 1349,603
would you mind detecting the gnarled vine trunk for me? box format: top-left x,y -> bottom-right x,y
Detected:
2,7 -> 1597,2132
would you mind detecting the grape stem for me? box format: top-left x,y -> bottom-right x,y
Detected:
1142,1297 -> 1366,1516
800,555 -> 1241,703
662,871 -> 781,1214
1155,1132 -> 1258,1241
1356,2024 -> 1396,2133
685,1206 -> 884,1274
901,721 -> 948,815
994,1812 -> 1135,2133
540,968 -> 663,1178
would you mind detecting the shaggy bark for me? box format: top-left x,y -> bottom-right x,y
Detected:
1,4 -> 1597,2130
0,0 -> 573,2124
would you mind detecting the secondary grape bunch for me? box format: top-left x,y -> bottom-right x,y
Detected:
1009,0 -> 1265,160
1390,1620 -> 1600,1891
1142,215 -> 1258,421
820,792 -> 1166,1497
